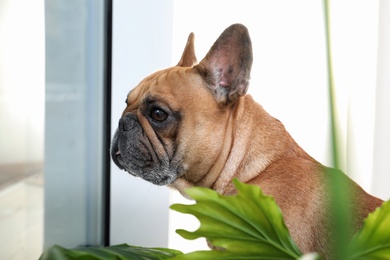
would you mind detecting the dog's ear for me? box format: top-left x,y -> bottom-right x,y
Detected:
177,32 -> 197,67
195,24 -> 253,105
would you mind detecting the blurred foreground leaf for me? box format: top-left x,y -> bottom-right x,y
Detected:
39,244 -> 183,260
346,200 -> 390,259
170,179 -> 302,259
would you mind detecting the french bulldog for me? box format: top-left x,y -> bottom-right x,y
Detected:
111,23 -> 383,259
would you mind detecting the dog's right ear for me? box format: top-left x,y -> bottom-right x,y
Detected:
177,33 -> 197,67
195,24 -> 253,106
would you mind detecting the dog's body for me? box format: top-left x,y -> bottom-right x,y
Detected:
111,24 -> 383,259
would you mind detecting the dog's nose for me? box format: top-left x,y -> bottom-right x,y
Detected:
118,114 -> 137,132
119,118 -> 131,132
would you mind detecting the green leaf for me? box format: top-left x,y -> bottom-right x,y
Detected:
346,200 -> 390,259
39,244 -> 183,260
170,179 -> 302,259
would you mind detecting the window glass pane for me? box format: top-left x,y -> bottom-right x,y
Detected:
0,0 -> 45,259
44,0 -> 107,249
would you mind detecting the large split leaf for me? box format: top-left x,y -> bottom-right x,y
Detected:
39,244 -> 183,260
346,200 -> 390,259
170,179 -> 302,259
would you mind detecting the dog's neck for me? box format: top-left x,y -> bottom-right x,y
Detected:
210,94 -> 308,194
170,95 -> 310,197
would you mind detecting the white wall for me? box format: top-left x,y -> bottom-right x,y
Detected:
372,0 -> 390,200
110,0 -> 173,247
330,0 -> 380,195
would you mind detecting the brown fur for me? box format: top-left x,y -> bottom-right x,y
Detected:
111,24 -> 383,259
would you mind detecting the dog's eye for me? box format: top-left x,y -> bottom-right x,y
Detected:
151,108 -> 168,122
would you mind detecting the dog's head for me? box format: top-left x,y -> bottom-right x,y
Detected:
111,24 -> 253,185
